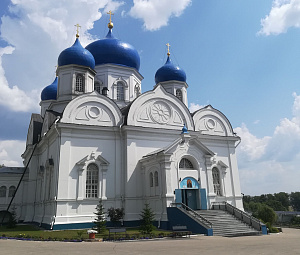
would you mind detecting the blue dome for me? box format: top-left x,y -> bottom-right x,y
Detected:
85,29 -> 140,71
181,124 -> 189,134
155,56 -> 186,84
58,38 -> 95,69
41,77 -> 58,101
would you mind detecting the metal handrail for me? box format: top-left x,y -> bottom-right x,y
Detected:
170,203 -> 213,228
211,201 -> 263,230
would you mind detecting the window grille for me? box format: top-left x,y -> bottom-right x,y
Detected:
8,186 -> 16,197
94,82 -> 101,94
86,163 -> 99,198
150,172 -> 153,187
116,82 -> 124,100
75,74 -> 84,92
212,167 -> 222,196
154,171 -> 159,186
176,89 -> 182,101
135,85 -> 141,97
0,186 -> 6,197
179,158 -> 194,169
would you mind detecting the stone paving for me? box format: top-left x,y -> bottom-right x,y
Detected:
1,228 -> 300,255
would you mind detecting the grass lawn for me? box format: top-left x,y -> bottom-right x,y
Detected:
0,225 -> 171,240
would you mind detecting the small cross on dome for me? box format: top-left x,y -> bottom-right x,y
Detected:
75,23 -> 81,38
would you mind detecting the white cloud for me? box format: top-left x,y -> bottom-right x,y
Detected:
189,102 -> 204,113
0,140 -> 25,166
234,92 -> 300,195
0,46 -> 39,112
0,0 -> 123,112
234,124 -> 271,163
129,0 -> 191,31
259,0 -> 300,36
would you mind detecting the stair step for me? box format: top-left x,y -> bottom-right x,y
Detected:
193,209 -> 261,237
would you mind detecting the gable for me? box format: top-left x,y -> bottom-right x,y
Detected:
193,105 -> 234,136
127,85 -> 194,131
60,91 -> 122,126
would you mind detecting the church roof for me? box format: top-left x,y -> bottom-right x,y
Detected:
58,37 -> 95,69
0,167 -> 25,174
85,29 -> 140,71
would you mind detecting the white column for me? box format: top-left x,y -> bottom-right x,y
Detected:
77,168 -> 84,200
205,156 -> 214,196
101,166 -> 108,200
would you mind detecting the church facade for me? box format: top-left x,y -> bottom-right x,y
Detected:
1,20 -> 243,230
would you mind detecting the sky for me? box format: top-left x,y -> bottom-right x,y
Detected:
0,0 -> 300,196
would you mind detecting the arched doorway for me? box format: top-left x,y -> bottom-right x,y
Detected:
179,177 -> 199,210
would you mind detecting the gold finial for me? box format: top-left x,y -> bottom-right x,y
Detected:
75,23 -> 81,38
107,10 -> 114,29
166,43 -> 171,56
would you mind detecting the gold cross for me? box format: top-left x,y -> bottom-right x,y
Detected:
107,10 -> 114,23
166,43 -> 171,56
107,10 -> 114,29
75,23 -> 81,38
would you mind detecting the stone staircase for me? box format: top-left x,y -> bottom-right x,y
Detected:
194,210 -> 261,237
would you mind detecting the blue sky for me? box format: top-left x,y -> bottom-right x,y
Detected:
0,0 -> 300,195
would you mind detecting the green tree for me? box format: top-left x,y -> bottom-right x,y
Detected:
274,192 -> 290,210
253,204 -> 277,226
107,207 -> 124,227
290,192 -> 300,211
93,199 -> 106,234
0,164 -> 4,168
266,200 -> 286,211
139,203 -> 155,234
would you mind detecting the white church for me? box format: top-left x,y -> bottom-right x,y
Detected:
0,17 -> 251,234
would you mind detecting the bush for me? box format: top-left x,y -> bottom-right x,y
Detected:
107,207 -> 124,227
291,216 -> 300,226
253,204 -> 277,226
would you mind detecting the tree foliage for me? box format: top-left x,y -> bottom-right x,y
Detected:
139,203 -> 155,234
107,207 -> 125,227
290,192 -> 300,211
93,199 -> 106,234
253,204 -> 277,226
243,192 -> 290,212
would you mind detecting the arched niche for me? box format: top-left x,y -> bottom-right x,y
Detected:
127,85 -> 194,131
61,91 -> 122,126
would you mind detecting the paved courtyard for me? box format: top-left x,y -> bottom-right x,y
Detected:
1,228 -> 300,255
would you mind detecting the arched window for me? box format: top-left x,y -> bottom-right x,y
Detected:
150,172 -> 153,187
8,186 -> 16,197
154,171 -> 159,186
0,186 -> 6,197
94,81 -> 101,94
86,163 -> 99,198
179,158 -> 194,169
212,167 -> 222,196
75,74 -> 84,92
176,89 -> 182,101
135,84 -> 141,97
116,82 -> 124,100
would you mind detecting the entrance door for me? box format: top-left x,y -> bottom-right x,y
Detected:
182,189 -> 197,210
